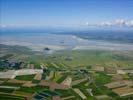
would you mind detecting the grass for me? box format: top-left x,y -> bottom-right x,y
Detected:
0,93 -> 25,100
0,54 -> 13,60
15,74 -> 35,81
52,71 -> 62,81
32,79 -> 40,83
80,88 -> 95,100
93,72 -> 112,85
2,44 -> 133,69
28,50 -> 133,68
1,82 -> 22,87
0,88 -> 15,93
0,45 -> 133,100
56,75 -> 67,83
1,44 -> 133,68
18,86 -> 49,93
55,89 -> 72,97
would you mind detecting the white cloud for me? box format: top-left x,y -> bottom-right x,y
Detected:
0,25 -> 7,28
100,22 -> 112,26
86,19 -> 133,27
126,20 -> 133,27
114,19 -> 126,26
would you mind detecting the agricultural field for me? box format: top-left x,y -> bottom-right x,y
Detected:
26,50 -> 133,69
0,93 -> 25,100
1,44 -> 133,68
1,0 -> 133,99
0,44 -> 133,100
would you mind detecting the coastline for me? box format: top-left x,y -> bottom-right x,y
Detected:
0,33 -> 133,52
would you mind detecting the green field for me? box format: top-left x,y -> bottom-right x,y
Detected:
26,50 -> 133,69
0,44 -> 133,100
0,93 -> 25,100
1,44 -> 133,68
18,86 -> 49,93
15,74 -> 35,81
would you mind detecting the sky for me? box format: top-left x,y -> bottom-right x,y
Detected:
0,0 -> 133,28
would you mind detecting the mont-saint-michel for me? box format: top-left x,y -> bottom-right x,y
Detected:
0,0 -> 133,100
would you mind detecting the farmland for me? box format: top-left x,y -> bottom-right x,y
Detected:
0,44 -> 133,100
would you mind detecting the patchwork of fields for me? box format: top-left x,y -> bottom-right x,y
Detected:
0,44 -> 133,100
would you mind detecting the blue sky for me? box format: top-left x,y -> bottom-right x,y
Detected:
0,0 -> 133,28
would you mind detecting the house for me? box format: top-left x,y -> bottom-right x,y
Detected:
0,60 -> 23,69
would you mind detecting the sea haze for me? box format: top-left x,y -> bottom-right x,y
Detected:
0,30 -> 133,52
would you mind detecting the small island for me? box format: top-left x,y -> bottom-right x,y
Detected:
44,47 -> 50,51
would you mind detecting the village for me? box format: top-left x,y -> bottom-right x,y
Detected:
0,59 -> 133,100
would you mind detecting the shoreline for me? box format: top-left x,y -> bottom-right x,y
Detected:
1,33 -> 133,52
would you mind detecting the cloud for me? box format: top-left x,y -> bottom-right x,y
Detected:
0,25 -> 7,28
126,20 -> 133,27
0,24 -> 17,28
114,19 -> 126,26
100,22 -> 113,26
86,19 -> 133,27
